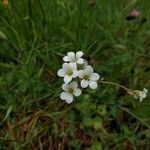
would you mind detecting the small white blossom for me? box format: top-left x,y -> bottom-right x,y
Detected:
60,81 -> 82,104
139,88 -> 148,102
79,65 -> 100,89
63,51 -> 84,64
57,63 -> 78,83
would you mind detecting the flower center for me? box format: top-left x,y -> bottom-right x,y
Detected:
71,56 -> 77,62
67,69 -> 73,76
68,88 -> 74,94
83,75 -> 90,80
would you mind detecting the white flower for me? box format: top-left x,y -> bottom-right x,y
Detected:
60,81 -> 82,104
57,63 -> 78,83
63,51 -> 84,64
79,65 -> 100,89
139,88 -> 148,102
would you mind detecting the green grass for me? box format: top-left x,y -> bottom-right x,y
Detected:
0,0 -> 150,149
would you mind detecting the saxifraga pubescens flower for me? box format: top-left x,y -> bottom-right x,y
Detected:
134,88 -> 148,102
57,63 -> 78,83
63,51 -> 84,65
60,81 -> 82,103
78,65 -> 100,89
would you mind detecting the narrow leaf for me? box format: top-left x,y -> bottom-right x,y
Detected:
0,30 -> 7,40
1,106 -> 12,123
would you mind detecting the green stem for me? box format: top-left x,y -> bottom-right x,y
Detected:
99,80 -> 130,92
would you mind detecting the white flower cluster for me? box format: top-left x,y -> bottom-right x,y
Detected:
134,88 -> 148,102
57,51 -> 100,104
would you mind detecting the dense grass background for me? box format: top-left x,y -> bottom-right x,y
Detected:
0,0 -> 150,149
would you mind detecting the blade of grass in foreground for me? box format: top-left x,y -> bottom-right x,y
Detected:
0,63 -> 15,69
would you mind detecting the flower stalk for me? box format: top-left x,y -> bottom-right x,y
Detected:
99,78 -> 148,102
99,79 -> 129,92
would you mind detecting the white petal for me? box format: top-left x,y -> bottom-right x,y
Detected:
134,95 -> 138,99
78,70 -> 84,78
64,76 -> 72,83
139,91 -> 146,99
143,88 -> 148,94
139,92 -> 143,97
69,63 -> 77,69
63,56 -> 70,62
57,69 -> 65,77
139,96 -> 143,102
73,88 -> 82,96
90,73 -> 100,81
77,58 -> 84,64
85,65 -> 93,75
66,94 -> 73,104
62,63 -> 69,70
70,81 -> 78,89
81,80 -> 89,88
60,92 -> 68,100
142,93 -> 146,98
67,52 -> 75,59
89,81 -> 98,89
76,51 -> 83,59
72,70 -> 79,78
62,83 -> 69,91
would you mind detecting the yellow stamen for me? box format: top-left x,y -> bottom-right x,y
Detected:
68,88 -> 74,94
83,75 -> 90,80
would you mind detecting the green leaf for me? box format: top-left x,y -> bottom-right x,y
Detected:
90,142 -> 102,150
82,116 -> 93,127
1,106 -> 12,123
0,63 -> 15,69
92,117 -> 102,129
0,30 -> 7,40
